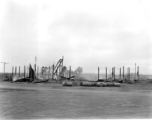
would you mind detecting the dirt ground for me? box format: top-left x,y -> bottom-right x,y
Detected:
0,80 -> 152,119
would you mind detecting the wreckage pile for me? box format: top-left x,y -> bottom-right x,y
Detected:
3,57 -> 140,88
5,57 -> 77,83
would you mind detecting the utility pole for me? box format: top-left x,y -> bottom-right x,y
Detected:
0,62 -> 9,74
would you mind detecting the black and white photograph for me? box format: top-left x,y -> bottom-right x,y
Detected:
0,0 -> 152,119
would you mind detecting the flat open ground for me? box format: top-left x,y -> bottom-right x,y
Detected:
0,80 -> 152,119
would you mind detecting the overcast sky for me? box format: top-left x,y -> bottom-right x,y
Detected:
0,0 -> 152,74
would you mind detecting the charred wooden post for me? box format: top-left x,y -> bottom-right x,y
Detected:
27,66 -> 28,77
48,66 -> 50,79
29,65 -> 31,77
41,66 -> 43,75
67,69 -> 68,78
62,56 -> 64,67
123,66 -> 124,80
69,66 -> 71,79
12,66 -> 14,76
128,67 -> 130,81
137,66 -> 139,80
35,57 -> 37,77
135,63 -> 136,80
15,66 -> 17,75
105,67 -> 107,80
24,66 -> 25,78
127,67 -> 130,81
52,64 -> 54,80
98,67 -> 100,80
129,67 -> 130,80
37,66 -> 39,78
112,67 -> 113,78
19,66 -> 20,76
0,62 -> 9,74
127,67 -> 129,80
34,65 -> 36,77
114,67 -> 115,81
119,68 -> 121,80
34,66 -> 36,79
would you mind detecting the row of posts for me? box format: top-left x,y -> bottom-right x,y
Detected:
11,65 -> 72,79
12,65 -> 52,78
12,66 -> 30,78
98,66 -> 140,80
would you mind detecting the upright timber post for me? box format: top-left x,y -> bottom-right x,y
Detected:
24,66 -> 25,78
119,68 -> 121,80
123,66 -> 124,80
37,66 -> 39,78
128,67 -> 130,81
62,56 -> 64,67
48,66 -> 50,79
129,67 -> 130,81
69,66 -> 71,79
98,67 -> 100,80
12,66 -> 14,76
15,66 -> 17,75
135,63 -> 136,80
112,67 -> 113,78
127,67 -> 129,80
27,66 -> 28,77
35,57 -> 37,77
52,64 -> 54,80
19,66 -> 20,76
41,67 -> 43,76
137,66 -> 139,80
105,67 -> 107,80
114,67 -> 115,81
67,69 -> 68,78
0,62 -> 9,75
